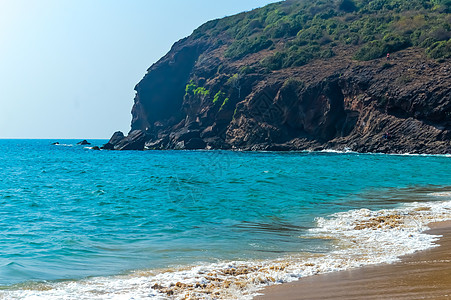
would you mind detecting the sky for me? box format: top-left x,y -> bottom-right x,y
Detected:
0,0 -> 278,139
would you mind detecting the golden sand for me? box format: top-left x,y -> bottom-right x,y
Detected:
255,221 -> 451,300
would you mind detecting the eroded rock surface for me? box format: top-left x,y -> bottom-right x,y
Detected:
106,3 -> 451,154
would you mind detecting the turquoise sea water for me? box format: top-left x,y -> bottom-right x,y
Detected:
1,139 -> 451,298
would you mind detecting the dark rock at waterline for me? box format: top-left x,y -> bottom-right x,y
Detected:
109,131 -> 125,144
103,130 -> 147,150
101,143 -> 114,150
144,136 -> 169,150
184,138 -> 206,150
91,146 -> 100,150
102,131 -> 125,150
77,140 -> 91,145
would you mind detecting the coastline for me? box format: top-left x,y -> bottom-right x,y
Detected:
255,220 -> 451,300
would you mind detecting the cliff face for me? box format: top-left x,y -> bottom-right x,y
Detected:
130,39 -> 209,132
105,0 -> 451,154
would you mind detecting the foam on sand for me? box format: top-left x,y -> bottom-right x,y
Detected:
3,194 -> 451,300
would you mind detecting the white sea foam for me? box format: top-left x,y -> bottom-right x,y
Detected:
316,149 -> 451,157
3,199 -> 451,300
318,148 -> 357,154
365,151 -> 451,157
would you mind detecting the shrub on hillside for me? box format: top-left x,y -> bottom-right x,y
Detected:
426,39 -> 451,58
354,35 -> 411,60
225,36 -> 273,59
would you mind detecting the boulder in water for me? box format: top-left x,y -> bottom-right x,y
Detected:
77,140 -> 91,145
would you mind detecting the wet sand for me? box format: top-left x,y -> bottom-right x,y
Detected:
256,221 -> 451,300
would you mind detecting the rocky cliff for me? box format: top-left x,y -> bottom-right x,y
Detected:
105,0 -> 451,154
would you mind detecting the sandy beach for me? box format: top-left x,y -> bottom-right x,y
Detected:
256,221 -> 451,300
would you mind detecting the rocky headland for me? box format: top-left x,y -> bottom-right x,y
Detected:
105,0 -> 451,154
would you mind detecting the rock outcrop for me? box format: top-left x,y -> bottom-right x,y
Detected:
102,130 -> 147,151
106,0 -> 451,154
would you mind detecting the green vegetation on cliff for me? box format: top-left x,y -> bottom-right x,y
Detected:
193,0 -> 450,68
185,81 -> 210,99
121,0 -> 450,153
213,91 -> 230,110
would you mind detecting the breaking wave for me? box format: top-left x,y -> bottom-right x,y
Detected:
3,194 -> 451,300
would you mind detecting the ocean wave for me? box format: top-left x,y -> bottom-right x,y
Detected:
312,149 -> 451,157
3,200 -> 451,300
318,148 -> 357,154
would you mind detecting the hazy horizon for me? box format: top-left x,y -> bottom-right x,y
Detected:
0,0 -> 277,139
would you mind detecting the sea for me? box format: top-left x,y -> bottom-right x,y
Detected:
1,139 -> 451,299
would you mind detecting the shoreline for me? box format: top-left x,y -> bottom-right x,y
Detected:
255,220 -> 451,300
2,207 -> 451,299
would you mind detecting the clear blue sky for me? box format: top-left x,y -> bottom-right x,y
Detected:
0,0 -> 277,139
